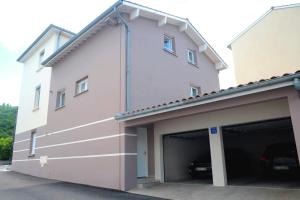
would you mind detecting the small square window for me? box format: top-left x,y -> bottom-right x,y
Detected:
187,50 -> 196,65
56,90 -> 65,109
163,35 -> 175,53
75,77 -> 88,95
190,86 -> 200,97
30,131 -> 37,156
34,85 -> 41,109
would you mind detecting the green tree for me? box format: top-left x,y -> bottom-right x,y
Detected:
0,136 -> 13,160
0,104 -> 17,160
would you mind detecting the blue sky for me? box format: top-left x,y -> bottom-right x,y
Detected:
0,0 -> 298,106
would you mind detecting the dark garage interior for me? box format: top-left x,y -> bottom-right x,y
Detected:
163,129 -> 212,184
222,117 -> 300,188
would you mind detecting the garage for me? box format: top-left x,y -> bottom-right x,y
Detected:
222,117 -> 300,188
117,72 -> 300,190
163,129 -> 212,184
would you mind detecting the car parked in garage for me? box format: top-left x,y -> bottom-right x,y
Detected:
189,154 -> 212,178
189,148 -> 249,178
260,142 -> 300,176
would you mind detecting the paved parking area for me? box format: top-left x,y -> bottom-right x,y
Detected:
0,171 -> 165,200
130,181 -> 300,200
2,170 -> 300,200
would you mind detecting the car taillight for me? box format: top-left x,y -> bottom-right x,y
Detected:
260,155 -> 269,161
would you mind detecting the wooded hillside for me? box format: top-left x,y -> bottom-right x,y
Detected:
0,104 -> 17,160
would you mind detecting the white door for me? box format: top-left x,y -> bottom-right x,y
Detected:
137,127 -> 148,177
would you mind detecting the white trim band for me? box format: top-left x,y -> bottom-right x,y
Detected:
13,133 -> 136,153
14,139 -> 30,144
13,149 -> 30,153
14,117 -> 115,143
12,153 -> 137,162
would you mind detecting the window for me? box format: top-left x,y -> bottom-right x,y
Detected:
30,131 -> 37,156
37,49 -> 45,70
190,86 -> 200,97
75,77 -> 88,95
163,35 -> 175,53
56,90 -> 65,109
34,85 -> 41,109
187,50 -> 196,65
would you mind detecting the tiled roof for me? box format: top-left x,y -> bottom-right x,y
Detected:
116,70 -> 300,120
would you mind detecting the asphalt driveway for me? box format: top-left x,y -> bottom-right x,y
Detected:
2,170 -> 300,200
0,170 -> 166,200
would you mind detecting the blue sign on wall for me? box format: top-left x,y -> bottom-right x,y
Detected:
210,127 -> 218,135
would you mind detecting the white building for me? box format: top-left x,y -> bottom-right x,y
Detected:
16,25 -> 75,134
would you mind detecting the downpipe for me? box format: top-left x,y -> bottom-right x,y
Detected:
294,78 -> 300,97
115,7 -> 131,111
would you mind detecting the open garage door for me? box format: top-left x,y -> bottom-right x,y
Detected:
222,117 -> 300,188
163,129 -> 212,184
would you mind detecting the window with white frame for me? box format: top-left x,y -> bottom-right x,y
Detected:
30,131 -> 37,156
33,85 -> 41,109
190,86 -> 200,97
56,90 -> 65,109
163,35 -> 175,53
75,77 -> 88,95
187,50 -> 196,65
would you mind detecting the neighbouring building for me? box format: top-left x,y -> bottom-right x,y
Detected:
15,25 -> 75,134
12,0 -> 226,191
228,4 -> 300,85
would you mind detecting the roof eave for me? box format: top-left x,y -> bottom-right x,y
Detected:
43,0 -> 123,67
17,24 -> 75,63
43,0 -> 227,68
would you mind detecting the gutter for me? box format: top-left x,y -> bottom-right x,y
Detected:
116,72 -> 300,121
115,5 -> 131,111
42,0 -> 123,66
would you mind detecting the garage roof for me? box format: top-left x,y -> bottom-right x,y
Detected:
42,0 -> 227,70
116,70 -> 300,121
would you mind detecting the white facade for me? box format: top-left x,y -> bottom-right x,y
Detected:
16,27 -> 74,134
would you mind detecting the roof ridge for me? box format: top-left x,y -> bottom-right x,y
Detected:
272,3 -> 300,10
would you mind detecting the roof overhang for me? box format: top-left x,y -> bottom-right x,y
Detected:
17,24 -> 75,63
120,1 -> 227,70
116,71 -> 300,121
227,3 -> 300,49
42,0 -> 227,70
